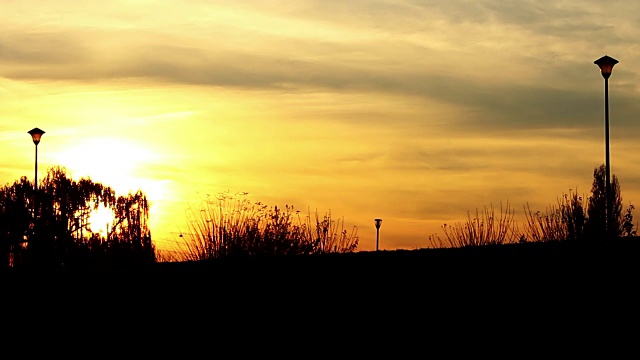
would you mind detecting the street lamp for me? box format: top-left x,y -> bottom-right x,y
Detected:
594,55 -> 618,238
374,218 -> 382,251
28,127 -> 45,254
28,128 -> 45,190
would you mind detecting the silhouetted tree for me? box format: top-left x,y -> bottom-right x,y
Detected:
105,190 -> 154,266
33,166 -> 116,267
586,164 -> 633,240
0,166 -> 155,269
0,177 -> 33,268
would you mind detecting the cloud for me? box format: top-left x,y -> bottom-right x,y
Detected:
2,1 -> 639,133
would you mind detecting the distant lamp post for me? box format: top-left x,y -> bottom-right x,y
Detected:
28,127 -> 45,191
374,218 -> 382,251
594,55 -> 618,238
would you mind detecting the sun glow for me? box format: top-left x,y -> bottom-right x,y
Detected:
50,136 -> 174,247
52,137 -> 162,195
87,204 -> 114,236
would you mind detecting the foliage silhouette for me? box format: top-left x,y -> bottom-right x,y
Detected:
168,191 -> 359,261
586,164 -> 630,240
3,162 -> 635,270
429,164 -> 635,248
0,166 -> 154,269
521,189 -> 587,243
428,201 -> 518,248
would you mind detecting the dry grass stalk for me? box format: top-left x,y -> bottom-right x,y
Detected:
169,191 -> 358,261
434,201 -> 518,248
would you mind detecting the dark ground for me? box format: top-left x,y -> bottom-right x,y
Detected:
4,238 -> 638,341
7,237 -> 639,289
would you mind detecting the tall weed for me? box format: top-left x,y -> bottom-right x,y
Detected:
170,191 -> 358,261
430,201 -> 518,248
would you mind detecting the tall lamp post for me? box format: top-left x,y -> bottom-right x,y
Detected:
28,127 -> 45,191
594,55 -> 618,238
374,218 -> 382,251
28,127 -> 45,228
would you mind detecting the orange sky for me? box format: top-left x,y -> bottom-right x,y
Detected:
2,1 -> 640,253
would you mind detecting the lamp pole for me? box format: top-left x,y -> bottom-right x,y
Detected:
594,55 -> 618,239
374,218 -> 382,251
28,128 -> 45,221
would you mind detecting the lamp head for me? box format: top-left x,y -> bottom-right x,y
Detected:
375,218 -> 382,229
594,55 -> 618,79
28,127 -> 45,145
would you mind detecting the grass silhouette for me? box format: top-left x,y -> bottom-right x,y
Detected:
163,191 -> 359,262
428,201 -> 518,248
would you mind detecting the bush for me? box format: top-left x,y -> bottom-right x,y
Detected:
428,201 -> 518,248
431,164 -> 637,248
521,189 -> 587,243
170,191 -> 358,261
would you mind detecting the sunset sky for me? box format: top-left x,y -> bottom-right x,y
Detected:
2,1 -> 640,253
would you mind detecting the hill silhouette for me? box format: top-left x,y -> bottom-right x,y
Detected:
5,236 -> 637,330
7,237 -> 638,282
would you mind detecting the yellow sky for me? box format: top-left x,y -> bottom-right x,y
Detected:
2,1 -> 640,252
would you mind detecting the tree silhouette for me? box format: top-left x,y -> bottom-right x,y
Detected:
586,164 -> 631,240
0,166 -> 154,269
103,189 -> 154,266
0,176 -> 33,268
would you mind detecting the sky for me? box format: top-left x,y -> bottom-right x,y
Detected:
2,0 -> 640,253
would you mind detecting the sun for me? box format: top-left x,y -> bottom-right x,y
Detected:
87,204 -> 114,235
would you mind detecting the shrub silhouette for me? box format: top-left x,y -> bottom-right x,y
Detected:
520,164 -> 634,243
430,164 -> 635,248
521,189 -> 587,243
169,191 -> 359,261
428,201 -> 518,248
